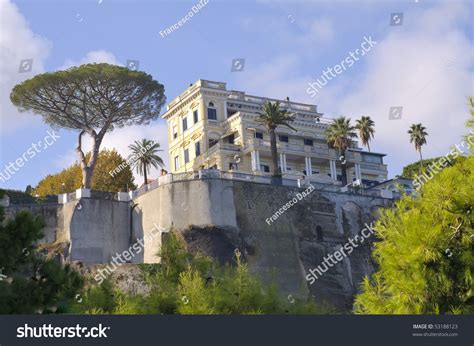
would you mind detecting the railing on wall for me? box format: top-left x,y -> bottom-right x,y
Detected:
57,169 -> 394,203
129,169 -> 348,199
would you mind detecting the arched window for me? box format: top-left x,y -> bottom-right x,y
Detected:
207,101 -> 217,120
316,226 -> 323,241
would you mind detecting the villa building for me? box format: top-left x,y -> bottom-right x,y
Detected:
162,80 -> 388,187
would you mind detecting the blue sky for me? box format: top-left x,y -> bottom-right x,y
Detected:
1,0 -> 473,190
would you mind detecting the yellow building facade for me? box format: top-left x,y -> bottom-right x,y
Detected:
162,80 -> 388,186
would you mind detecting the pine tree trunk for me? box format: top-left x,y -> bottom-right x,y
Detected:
77,131 -> 89,188
83,167 -> 92,189
76,130 -> 102,189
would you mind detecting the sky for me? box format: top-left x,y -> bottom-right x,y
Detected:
0,0 -> 473,191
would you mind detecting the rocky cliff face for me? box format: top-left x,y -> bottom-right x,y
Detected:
174,181 -> 392,311
6,179 -> 392,311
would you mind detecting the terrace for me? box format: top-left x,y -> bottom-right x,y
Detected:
53,169 -> 398,205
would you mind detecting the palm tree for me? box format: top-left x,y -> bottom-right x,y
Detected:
355,116 -> 375,152
408,123 -> 428,174
256,101 -> 296,178
325,116 -> 357,185
128,139 -> 164,185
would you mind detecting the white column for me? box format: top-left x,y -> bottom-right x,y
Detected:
251,151 -> 257,171
305,157 -> 312,176
355,163 -> 362,181
251,151 -> 261,171
330,160 -> 337,180
255,150 -> 260,171
280,153 -> 287,173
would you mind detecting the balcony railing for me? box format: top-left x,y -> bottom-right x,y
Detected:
246,138 -> 332,156
360,163 -> 388,172
208,142 -> 241,157
57,168 -> 394,202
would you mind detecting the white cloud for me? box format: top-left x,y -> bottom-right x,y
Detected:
296,17 -> 335,45
235,1 -> 474,177
60,50 -> 121,70
336,2 -> 473,176
234,54 -> 314,102
0,0 -> 120,136
0,0 -> 51,134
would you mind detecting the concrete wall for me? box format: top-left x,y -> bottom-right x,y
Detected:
5,199 -> 133,265
66,198 -> 130,264
4,204 -> 63,244
131,179 -> 238,262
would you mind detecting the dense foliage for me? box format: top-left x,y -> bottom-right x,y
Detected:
10,63 -> 166,188
71,232 -> 329,314
34,149 -> 136,196
0,190 -> 83,313
400,156 -> 462,179
0,188 -> 56,204
355,154 -> 474,314
355,98 -> 474,314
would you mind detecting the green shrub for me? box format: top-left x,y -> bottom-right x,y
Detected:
355,154 -> 474,314
0,206 -> 82,314
69,280 -> 115,314
77,232 -> 330,315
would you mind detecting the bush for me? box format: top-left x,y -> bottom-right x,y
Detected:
76,232 -> 330,315
0,205 -> 82,314
354,154 -> 474,314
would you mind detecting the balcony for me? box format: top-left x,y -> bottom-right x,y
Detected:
360,162 -> 388,173
281,142 -> 331,156
245,138 -> 333,157
208,142 -> 241,156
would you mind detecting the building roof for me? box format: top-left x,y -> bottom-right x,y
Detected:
162,79 -> 327,121
348,148 -> 387,157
